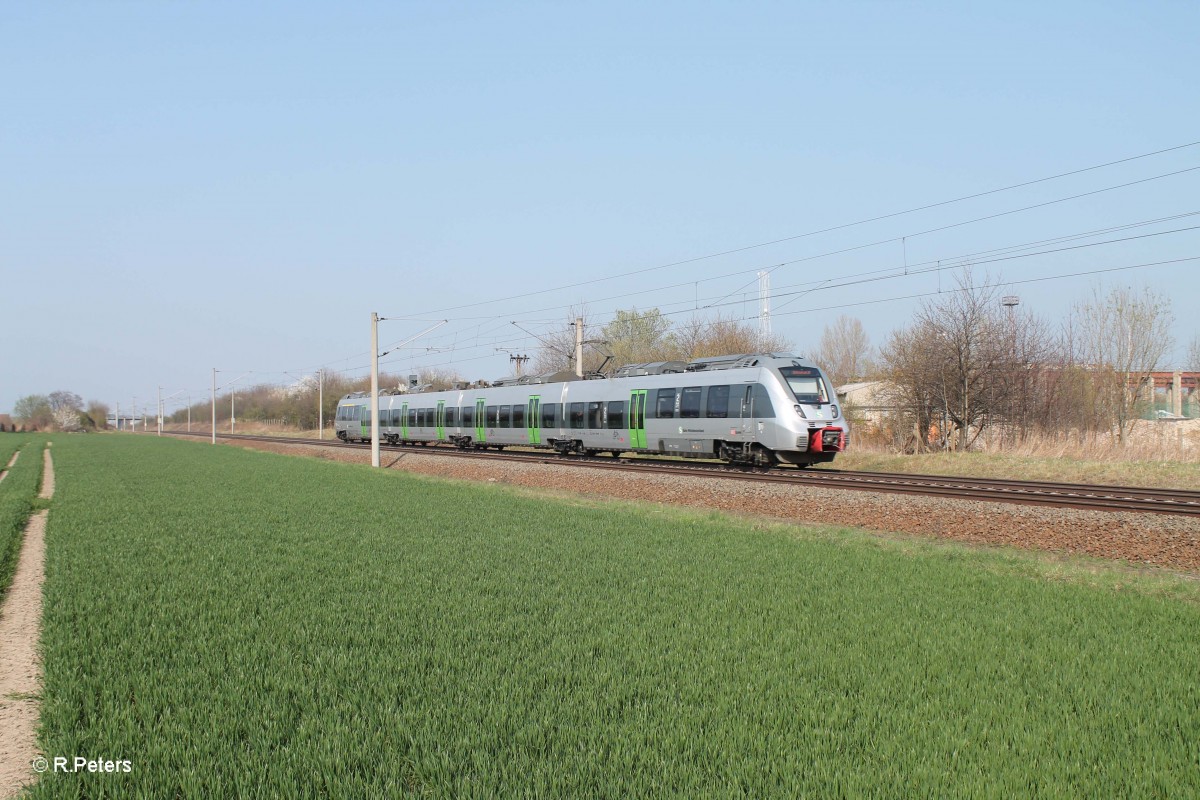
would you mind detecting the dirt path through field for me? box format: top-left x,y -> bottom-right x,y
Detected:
0,445 -> 54,798
0,450 -> 17,485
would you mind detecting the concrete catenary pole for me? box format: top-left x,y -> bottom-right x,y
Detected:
371,313 -> 381,468
574,317 -> 584,378
318,368 -> 324,440
157,386 -> 163,436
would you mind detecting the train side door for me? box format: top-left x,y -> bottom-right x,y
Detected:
359,405 -> 370,441
528,395 -> 541,445
401,402 -> 409,441
475,398 -> 486,443
436,400 -> 446,441
628,389 -> 647,449
740,386 -> 754,436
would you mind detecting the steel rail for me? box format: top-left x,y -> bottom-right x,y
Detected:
165,431 -> 1200,517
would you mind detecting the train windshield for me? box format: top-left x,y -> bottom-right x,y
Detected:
778,366 -> 830,404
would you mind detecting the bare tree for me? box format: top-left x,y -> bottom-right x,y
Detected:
1188,334 -> 1200,372
811,315 -> 873,388
599,308 -> 674,368
878,320 -> 942,452
48,390 -> 84,413
670,313 -> 791,361
529,307 -> 608,375
879,269 -> 1031,451
86,400 -> 111,429
416,368 -> 463,391
1070,285 -> 1174,443
13,394 -> 53,430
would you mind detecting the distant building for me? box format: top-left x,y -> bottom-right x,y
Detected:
836,381 -> 895,428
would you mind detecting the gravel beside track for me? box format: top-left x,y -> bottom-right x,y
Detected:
220,437 -> 1200,573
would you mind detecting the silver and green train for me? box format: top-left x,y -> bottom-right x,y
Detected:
334,353 -> 846,467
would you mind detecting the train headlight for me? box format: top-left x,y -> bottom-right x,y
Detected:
793,403 -> 807,419
831,404 -> 839,418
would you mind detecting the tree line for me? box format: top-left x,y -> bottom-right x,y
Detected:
8,392 -> 108,432
10,273 -> 1196,448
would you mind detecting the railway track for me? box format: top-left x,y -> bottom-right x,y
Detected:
167,431 -> 1200,517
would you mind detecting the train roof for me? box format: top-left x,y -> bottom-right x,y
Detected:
339,353 -> 822,400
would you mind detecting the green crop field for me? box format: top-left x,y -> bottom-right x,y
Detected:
0,431 -> 32,470
26,435 -> 1200,797
0,432 -> 41,597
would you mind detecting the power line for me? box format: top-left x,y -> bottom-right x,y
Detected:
754,255 -> 1200,321
411,140 -> 1200,316
703,165 -> 1200,309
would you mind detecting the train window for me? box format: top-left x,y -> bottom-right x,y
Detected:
587,401 -> 603,429
680,387 -> 702,418
542,403 -> 558,428
498,405 -> 511,428
706,385 -> 730,418
569,402 -> 585,429
654,388 -> 676,419
606,400 -> 625,429
444,408 -> 455,427
486,406 -> 499,427
777,366 -> 830,404
461,406 -> 474,427
512,404 -> 525,428
406,410 -> 415,427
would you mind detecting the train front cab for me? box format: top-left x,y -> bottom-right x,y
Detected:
771,364 -> 845,467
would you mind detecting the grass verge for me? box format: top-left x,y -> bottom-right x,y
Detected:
31,435 -> 1200,797
827,448 -> 1200,489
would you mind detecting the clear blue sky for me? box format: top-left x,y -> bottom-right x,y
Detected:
3,1 -> 1198,416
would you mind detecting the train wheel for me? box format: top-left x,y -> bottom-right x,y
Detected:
752,445 -> 777,468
